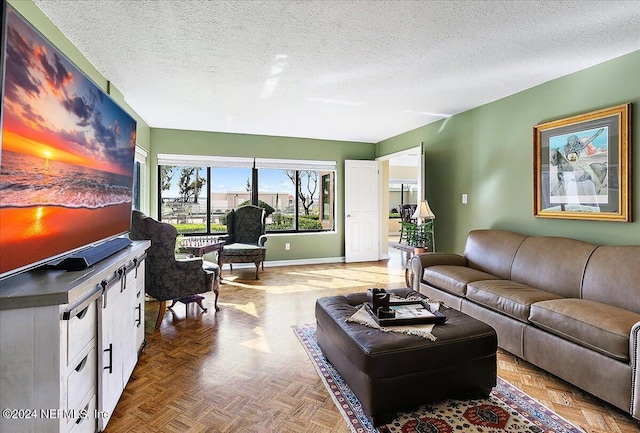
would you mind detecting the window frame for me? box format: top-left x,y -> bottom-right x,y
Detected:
132,146 -> 147,212
156,155 -> 336,235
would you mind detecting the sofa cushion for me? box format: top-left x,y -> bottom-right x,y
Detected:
582,245 -> 640,314
510,236 -> 597,299
467,280 -> 562,322
529,299 -> 640,362
464,230 -> 527,280
423,265 -> 497,297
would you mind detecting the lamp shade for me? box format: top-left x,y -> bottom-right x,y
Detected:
412,200 -> 435,220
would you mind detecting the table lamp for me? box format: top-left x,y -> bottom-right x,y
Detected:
412,199 -> 435,223
412,200 -> 436,251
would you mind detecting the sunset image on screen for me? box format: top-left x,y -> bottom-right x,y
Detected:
0,7 -> 137,276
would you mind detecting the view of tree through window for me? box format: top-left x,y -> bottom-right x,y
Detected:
158,162 -> 335,235
257,169 -> 295,231
159,165 -> 207,233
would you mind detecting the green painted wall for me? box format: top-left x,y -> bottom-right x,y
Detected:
7,0 -> 151,153
151,128 -> 375,261
378,50 -> 640,253
16,0 -> 638,259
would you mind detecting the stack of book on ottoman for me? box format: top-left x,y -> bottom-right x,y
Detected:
365,288 -> 446,325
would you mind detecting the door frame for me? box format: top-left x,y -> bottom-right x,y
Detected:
376,144 -> 423,259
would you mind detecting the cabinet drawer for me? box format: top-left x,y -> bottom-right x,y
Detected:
67,346 -> 96,412
68,394 -> 96,433
67,301 -> 96,365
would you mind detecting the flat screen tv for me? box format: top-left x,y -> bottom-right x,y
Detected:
0,4 -> 137,279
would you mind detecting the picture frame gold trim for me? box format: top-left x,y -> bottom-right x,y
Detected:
533,103 -> 631,221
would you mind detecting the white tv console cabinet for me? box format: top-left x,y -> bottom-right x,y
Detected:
0,240 -> 150,433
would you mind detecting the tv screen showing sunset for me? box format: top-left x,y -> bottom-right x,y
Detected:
0,6 -> 137,277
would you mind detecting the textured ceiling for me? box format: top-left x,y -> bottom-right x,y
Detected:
32,0 -> 640,143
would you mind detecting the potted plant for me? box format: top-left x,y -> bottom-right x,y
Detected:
411,221 -> 433,253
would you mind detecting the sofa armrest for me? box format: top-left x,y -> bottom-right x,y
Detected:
258,234 -> 267,247
410,253 -> 467,290
631,321 -> 640,419
412,252 -> 467,270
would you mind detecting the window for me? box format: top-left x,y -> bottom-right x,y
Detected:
321,172 -> 334,229
255,158 -> 336,232
158,165 -> 208,234
133,161 -> 141,210
256,169 -> 335,231
258,169 -> 295,231
132,146 -> 147,211
156,154 -> 336,234
210,167 -> 252,234
292,170 -> 323,231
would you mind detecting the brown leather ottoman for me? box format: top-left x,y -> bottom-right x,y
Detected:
315,288 -> 497,425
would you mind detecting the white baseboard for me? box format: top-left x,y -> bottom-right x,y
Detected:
223,257 -> 346,269
266,257 -> 346,267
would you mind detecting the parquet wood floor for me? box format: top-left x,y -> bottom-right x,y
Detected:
107,250 -> 640,433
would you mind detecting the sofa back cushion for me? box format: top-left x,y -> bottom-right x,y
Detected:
464,230 -> 527,280
511,236 -> 596,298
582,246 -> 640,313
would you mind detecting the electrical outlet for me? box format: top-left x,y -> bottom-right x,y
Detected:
462,194 -> 468,204
285,243 -> 291,251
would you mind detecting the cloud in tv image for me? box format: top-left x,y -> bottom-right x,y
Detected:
0,6 -> 137,276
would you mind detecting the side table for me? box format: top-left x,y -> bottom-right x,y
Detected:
391,243 -> 426,287
179,237 -> 225,268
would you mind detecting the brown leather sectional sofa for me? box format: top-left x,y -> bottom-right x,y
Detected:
410,229 -> 640,420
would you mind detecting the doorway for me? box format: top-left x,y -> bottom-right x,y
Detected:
377,146 -> 422,260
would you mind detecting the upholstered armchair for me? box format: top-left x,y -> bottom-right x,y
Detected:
130,210 -> 220,329
219,205 -> 267,279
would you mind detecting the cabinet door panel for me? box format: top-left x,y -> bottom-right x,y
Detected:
135,261 -> 146,351
98,286 -> 124,430
122,269 -> 138,381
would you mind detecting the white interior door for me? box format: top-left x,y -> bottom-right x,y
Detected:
344,160 -> 379,262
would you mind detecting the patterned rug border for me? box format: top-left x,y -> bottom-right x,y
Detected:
293,323 -> 584,433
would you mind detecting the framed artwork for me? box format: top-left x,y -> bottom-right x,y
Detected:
533,103 -> 631,221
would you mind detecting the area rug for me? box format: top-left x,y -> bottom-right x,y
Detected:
293,323 -> 584,433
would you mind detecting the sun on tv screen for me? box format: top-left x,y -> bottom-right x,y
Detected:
0,5 -> 137,279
